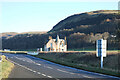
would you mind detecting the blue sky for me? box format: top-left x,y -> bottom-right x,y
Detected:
1,1 -> 118,33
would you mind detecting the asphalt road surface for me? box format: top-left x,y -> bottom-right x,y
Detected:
1,53 -> 120,80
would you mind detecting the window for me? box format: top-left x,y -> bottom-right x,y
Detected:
62,43 -> 64,47
51,43 -> 52,47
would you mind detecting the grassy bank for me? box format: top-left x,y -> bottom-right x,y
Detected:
0,50 -> 27,54
0,55 -> 14,78
34,51 -> 120,77
13,49 -> 37,51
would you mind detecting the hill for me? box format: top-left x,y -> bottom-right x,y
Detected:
2,10 -> 119,50
50,10 -> 118,34
0,31 -> 47,39
0,32 -> 18,39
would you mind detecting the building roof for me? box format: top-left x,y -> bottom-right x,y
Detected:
45,35 -> 66,46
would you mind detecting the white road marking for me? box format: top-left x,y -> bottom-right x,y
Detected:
42,74 -> 46,76
47,76 -> 52,78
33,71 -> 36,73
83,75 -> 93,78
14,56 -> 42,66
72,67 -> 120,79
57,69 -> 74,75
7,56 -> 120,79
36,63 -> 41,66
46,66 -> 53,69
7,58 -> 53,78
57,69 -> 68,73
27,68 -> 33,72
37,72 -> 41,74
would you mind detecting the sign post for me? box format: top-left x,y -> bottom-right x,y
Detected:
40,48 -> 42,52
96,39 -> 107,68
101,53 -> 103,68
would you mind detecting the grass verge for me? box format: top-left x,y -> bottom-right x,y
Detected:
0,50 -> 27,54
34,52 -> 120,77
0,55 -> 14,78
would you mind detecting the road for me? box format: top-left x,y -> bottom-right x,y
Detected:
1,53 -> 120,80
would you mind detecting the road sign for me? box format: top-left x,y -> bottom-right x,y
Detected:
96,39 -> 107,57
96,39 -> 107,68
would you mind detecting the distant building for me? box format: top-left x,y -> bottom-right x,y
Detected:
4,49 -> 10,51
44,35 -> 67,52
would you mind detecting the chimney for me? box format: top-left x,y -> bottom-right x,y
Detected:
49,36 -> 52,39
56,35 -> 59,42
64,36 -> 66,40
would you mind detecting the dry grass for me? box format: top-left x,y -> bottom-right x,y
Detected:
0,55 -> 14,78
36,51 -> 120,76
0,50 -> 27,54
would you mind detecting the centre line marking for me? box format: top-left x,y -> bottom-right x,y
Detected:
7,58 -> 53,78
57,69 -> 74,75
33,71 -> 36,73
37,72 -> 41,74
47,76 -> 52,78
83,75 -> 93,78
15,56 -> 42,66
42,74 -> 46,76
57,69 -> 68,73
46,66 -> 53,69
36,63 -> 41,66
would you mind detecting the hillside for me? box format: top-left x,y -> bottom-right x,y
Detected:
0,32 -> 18,39
0,31 -> 47,39
50,10 -> 118,34
2,10 -> 119,50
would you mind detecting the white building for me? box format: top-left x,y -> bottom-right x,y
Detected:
44,35 -> 67,52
